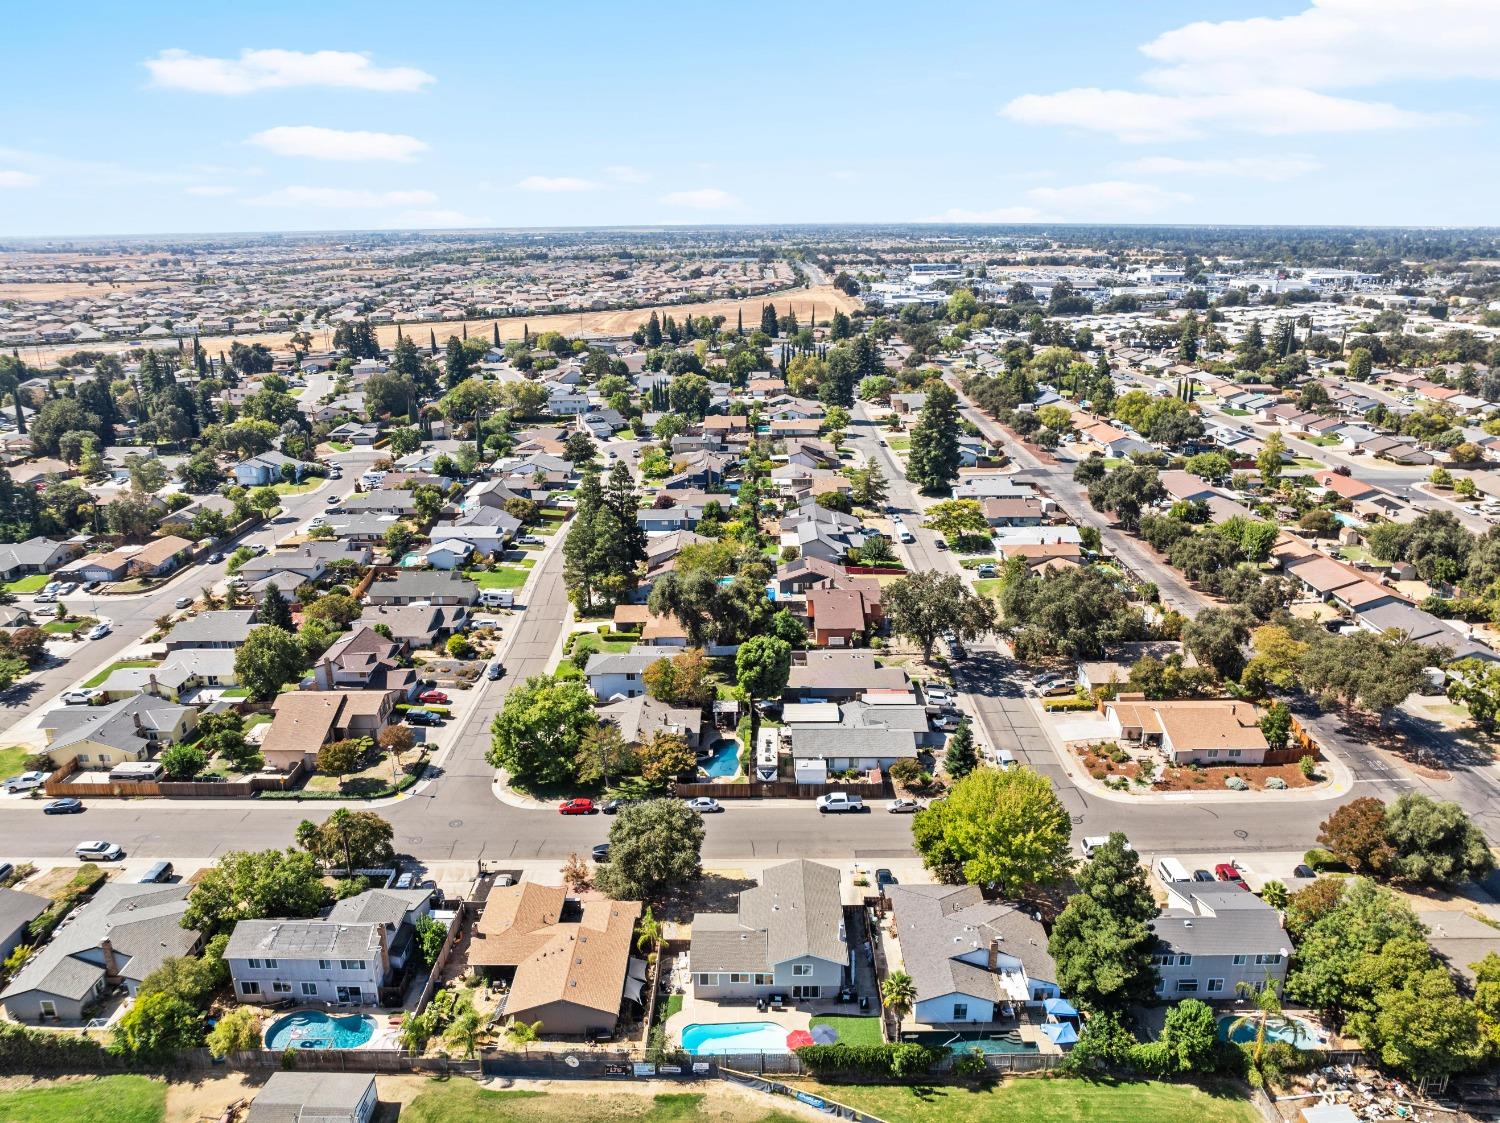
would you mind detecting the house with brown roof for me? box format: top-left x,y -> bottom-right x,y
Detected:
261,690 -> 398,771
981,496 -> 1046,527
806,585 -> 879,648
310,626 -> 417,695
466,882 -> 644,1036
1104,699 -> 1269,766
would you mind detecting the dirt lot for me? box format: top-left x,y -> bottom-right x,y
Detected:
16,284 -> 862,365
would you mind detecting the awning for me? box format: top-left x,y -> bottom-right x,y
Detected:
622,957 -> 649,1004
1040,1021 -> 1078,1046
1042,997 -> 1078,1018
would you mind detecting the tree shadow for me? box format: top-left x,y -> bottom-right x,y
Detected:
657,873 -> 758,924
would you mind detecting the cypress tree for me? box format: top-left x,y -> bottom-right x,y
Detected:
493,323 -> 500,347
429,330 -> 437,355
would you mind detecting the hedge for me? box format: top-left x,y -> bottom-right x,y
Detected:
1042,697 -> 1097,712
259,760 -> 428,801
0,1020 -> 114,1071
795,1042 -> 944,1077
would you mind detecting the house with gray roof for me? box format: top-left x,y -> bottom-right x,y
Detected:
786,651 -> 910,701
584,651 -> 661,700
164,609 -> 256,651
0,886 -> 50,963
0,536 -> 76,581
886,884 -> 1060,1027
362,570 -> 477,606
689,859 -> 849,1002
1148,883 -> 1291,1001
0,882 -> 199,1023
247,1072 -> 378,1123
39,693 -> 197,769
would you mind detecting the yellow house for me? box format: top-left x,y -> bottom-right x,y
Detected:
41,695 -> 198,770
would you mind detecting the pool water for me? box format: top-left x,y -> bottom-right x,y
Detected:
702,738 -> 740,779
681,1021 -> 789,1055
265,1011 -> 377,1050
1217,1014 -> 1325,1049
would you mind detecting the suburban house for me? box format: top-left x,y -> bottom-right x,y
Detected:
583,651 -> 661,700
94,649 -> 238,703
357,604 -> 463,649
39,693 -> 198,769
786,651 -> 910,701
465,882 -> 644,1036
234,451 -> 310,487
1149,883 -> 1291,1000
597,693 -> 705,750
309,626 -> 417,694
804,582 -> 882,647
0,883 -> 199,1023
0,887 -> 50,963
689,859 -> 849,1002
164,609 -> 257,651
246,1073 -> 379,1123
0,536 -> 77,581
981,497 -> 1047,528
260,690 -> 398,771
1103,699 -> 1270,766
226,887 -> 435,1008
362,571 -> 478,607
125,534 -> 194,578
886,883 -> 1060,1026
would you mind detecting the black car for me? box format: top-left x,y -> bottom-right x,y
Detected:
43,798 -> 84,815
591,843 -> 611,862
875,868 -> 897,892
1192,869 -> 1215,882
208,552 -> 224,563
1292,864 -> 1317,879
405,709 -> 443,727
600,798 -> 635,815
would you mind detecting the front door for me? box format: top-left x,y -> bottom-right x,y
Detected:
793,985 -> 821,1000
336,986 -> 363,1004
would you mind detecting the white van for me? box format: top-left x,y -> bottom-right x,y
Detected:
478,588 -> 514,609
1154,856 -> 1192,884
108,761 -> 164,782
995,748 -> 1017,770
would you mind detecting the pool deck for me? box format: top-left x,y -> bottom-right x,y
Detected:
262,1006 -> 403,1052
668,995 -> 813,1051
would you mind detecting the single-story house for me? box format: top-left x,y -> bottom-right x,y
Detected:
1103,699 -> 1269,766
260,690 -> 398,771
246,1072 -> 378,1123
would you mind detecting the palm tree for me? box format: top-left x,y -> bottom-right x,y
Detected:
1228,975 -> 1296,1073
505,1018 -> 542,1051
636,906 -> 663,955
199,584 -> 222,610
446,1006 -> 482,1059
881,971 -> 917,1041
327,808 -> 356,874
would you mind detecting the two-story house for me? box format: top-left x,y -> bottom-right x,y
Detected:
1149,883 -> 1291,1001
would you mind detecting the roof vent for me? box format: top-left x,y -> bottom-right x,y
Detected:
1184,919 -> 1194,928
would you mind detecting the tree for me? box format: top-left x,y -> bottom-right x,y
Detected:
847,461 -> 889,508
297,809 -> 394,871
1300,630 -> 1437,718
1257,701 -> 1292,750
1286,878 -> 1428,1018
574,722 -> 635,787
112,992 -> 204,1058
638,729 -> 694,786
1228,976 -> 1298,1079
415,915 -> 447,966
445,1000 -> 483,1058
884,570 -> 995,662
911,767 -> 1071,893
667,372 -> 711,419
907,382 -> 962,494
1367,968 -> 1485,1079
643,648 -> 715,707
1258,431 -> 1286,483
596,798 -> 705,900
303,592 -> 360,627
735,635 -> 791,715
881,971 -> 917,1040
999,565 -> 1142,660
138,951 -> 227,1005
1049,833 -> 1157,1012
259,585 -> 293,632
1087,464 -> 1164,531
1181,607 -> 1251,680
923,499 -> 989,546
1384,793 -> 1494,887
487,673 -> 597,785
1317,797 -> 1395,874
1185,451 -> 1231,481
505,1018 -> 543,1049
1152,1000 -> 1220,1075
206,1007 -> 261,1058
944,718 -> 977,780
233,625 -> 304,701
388,426 -> 422,457
182,848 -> 328,937
159,744 -> 207,780
1446,658 -> 1500,727
378,723 -> 415,761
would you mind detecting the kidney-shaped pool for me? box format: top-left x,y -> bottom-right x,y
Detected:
265,1011 -> 377,1051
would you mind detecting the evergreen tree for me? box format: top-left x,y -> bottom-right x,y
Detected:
1049,833 -> 1158,1012
444,336 -> 473,389
259,586 -> 293,632
907,381 -> 962,495
760,302 -> 778,336
429,330 -> 437,355
944,718 -> 977,780
563,471 -> 605,610
645,312 -> 662,348
736,308 -> 743,336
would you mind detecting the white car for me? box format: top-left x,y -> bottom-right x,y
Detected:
86,623 -> 111,640
33,590 -> 57,604
61,688 -> 99,705
925,685 -> 953,705
683,796 -> 723,814
1080,835 -> 1133,860
3,771 -> 50,794
75,840 -> 125,862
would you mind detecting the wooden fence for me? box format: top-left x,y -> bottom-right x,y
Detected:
673,779 -> 888,801
42,757 -> 305,800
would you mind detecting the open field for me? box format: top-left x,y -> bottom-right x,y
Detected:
0,1075 -> 165,1123
402,1084 -> 802,1123
17,284 -> 862,365
797,1077 -> 1261,1123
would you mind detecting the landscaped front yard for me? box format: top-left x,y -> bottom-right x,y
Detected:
3,573 -> 48,593
272,478 -> 324,496
83,659 -> 160,688
0,1074 -> 166,1123
0,744 -> 35,776
467,566 -> 530,590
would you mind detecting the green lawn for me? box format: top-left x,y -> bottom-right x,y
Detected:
801,1078 -> 1260,1123
1220,407 -> 1250,416
42,620 -> 87,634
3,574 -> 48,593
466,567 -> 529,590
810,1014 -> 882,1045
0,1075 -> 167,1123
273,478 -> 324,496
973,578 -> 1003,599
83,659 -> 161,689
888,436 -> 912,451
1302,435 -> 1342,447
404,1085 -> 799,1123
662,993 -> 683,1020
0,745 -> 32,776
327,441 -> 352,452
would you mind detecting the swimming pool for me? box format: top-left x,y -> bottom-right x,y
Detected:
681,1021 -> 789,1054
265,1011 -> 377,1051
1217,1014 -> 1326,1049
702,738 -> 740,779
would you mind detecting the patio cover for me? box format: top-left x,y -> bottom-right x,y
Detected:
1043,997 -> 1078,1018
623,957 -> 649,1004
1040,1021 -> 1078,1045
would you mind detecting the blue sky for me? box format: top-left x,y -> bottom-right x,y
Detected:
2,0 -> 1497,236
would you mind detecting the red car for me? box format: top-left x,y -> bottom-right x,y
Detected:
1214,862 -> 1249,889
418,690 -> 450,705
558,798 -> 596,815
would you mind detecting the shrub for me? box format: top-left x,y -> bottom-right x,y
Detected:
795,1042 -> 943,1077
1302,847 -> 1348,872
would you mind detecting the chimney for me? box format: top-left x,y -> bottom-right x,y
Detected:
100,937 -> 121,981
987,939 -> 999,972
147,673 -> 160,697
132,711 -> 145,734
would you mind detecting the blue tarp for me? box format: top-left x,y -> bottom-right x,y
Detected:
1043,997 -> 1079,1018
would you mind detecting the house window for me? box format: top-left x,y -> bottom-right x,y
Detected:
730,973 -> 751,984
1177,954 -> 1192,966
755,974 -> 774,985
1255,953 -> 1283,965
695,973 -> 717,987
39,1000 -> 56,1018
1227,750 -> 1242,759
1207,979 -> 1225,993
340,960 -> 366,971
1206,749 -> 1220,759
1232,954 -> 1248,965
264,959 -> 278,968
319,960 -> 332,970
1176,980 -> 1199,993
953,1003 -> 969,1019
272,982 -> 292,994
792,964 -> 813,977
1154,978 -> 1166,994
240,981 -> 261,995
247,959 -> 262,969
301,983 -> 318,996
77,754 -> 90,763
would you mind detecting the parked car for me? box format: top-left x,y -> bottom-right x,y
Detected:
1080,835 -> 1132,859
3,771 -> 50,794
83,580 -> 102,592
925,685 -> 953,706
600,798 -> 637,815
1215,862 -> 1249,889
208,552 -> 224,564
1292,863 -> 1317,880
61,688 -> 99,705
683,796 -> 723,814
32,590 -> 57,604
875,868 -> 897,892
86,623 -> 111,640
816,792 -> 865,814
393,871 -> 418,890
326,494 -> 341,506
174,596 -> 192,609
934,538 -> 948,550
932,713 -> 963,731
418,690 -> 450,705
518,534 -> 544,546
887,798 -> 923,813
591,843 -> 611,862
43,798 -> 83,815
250,543 -> 268,556
405,709 -> 443,727
975,563 -> 998,579
75,840 -> 124,861
139,861 -> 174,883
557,798 -> 596,815
486,662 -> 504,680
1192,869 -> 1216,882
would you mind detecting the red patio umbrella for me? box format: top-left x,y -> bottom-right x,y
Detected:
785,1029 -> 814,1049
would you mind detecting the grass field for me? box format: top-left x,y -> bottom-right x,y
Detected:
0,1075 -> 166,1123
973,578 -> 1003,600
272,479 -> 323,496
42,620 -> 87,634
466,567 -> 530,590
3,574 -> 48,593
83,659 -> 160,688
403,1085 -> 800,1123
800,1078 -> 1260,1123
326,440 -> 352,452
810,1014 -> 883,1045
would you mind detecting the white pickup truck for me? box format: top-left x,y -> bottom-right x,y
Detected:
816,792 -> 866,814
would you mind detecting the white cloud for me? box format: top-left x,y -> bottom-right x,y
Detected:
605,165 -> 650,184
517,175 -> 598,192
144,48 -> 435,94
1114,154 -> 1321,181
1002,86 -> 1439,142
388,209 -> 491,228
247,186 -> 438,209
0,170 -> 39,187
185,184 -> 237,197
248,126 -> 427,162
660,188 -> 740,210
1026,180 -> 1191,218
918,205 -> 1044,223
